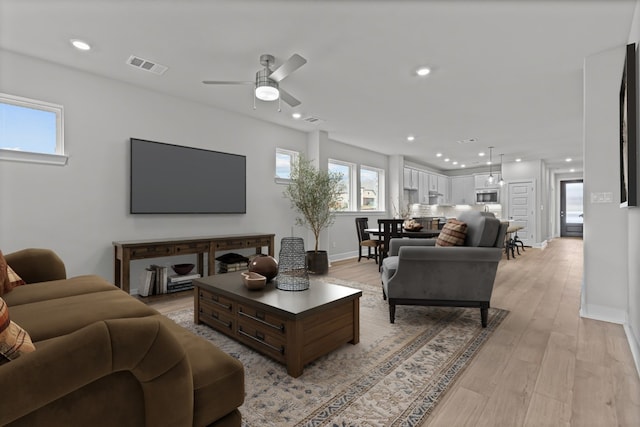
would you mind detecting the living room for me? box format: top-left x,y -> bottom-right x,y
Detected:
1,0 -> 639,425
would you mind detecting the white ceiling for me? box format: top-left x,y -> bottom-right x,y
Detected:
1,0 -> 637,173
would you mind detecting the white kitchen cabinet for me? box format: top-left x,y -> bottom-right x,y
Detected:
403,167 -> 419,190
451,176 -> 475,204
474,173 -> 500,189
437,175 -> 451,204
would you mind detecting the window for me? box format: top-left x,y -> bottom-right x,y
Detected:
328,159 -> 356,211
0,93 -> 66,165
360,165 -> 384,211
275,148 -> 299,182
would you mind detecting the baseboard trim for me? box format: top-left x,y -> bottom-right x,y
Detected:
623,323 -> 640,378
579,304 -> 627,325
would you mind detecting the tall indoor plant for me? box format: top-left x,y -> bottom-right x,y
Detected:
284,156 -> 343,274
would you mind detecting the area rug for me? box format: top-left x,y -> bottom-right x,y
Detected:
165,278 -> 508,427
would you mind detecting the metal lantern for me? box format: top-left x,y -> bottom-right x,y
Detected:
275,237 -> 309,291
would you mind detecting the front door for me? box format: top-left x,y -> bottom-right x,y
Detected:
507,180 -> 536,246
560,180 -> 583,237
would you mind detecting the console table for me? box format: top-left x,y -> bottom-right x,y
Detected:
113,233 -> 275,293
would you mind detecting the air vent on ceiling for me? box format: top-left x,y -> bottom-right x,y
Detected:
302,115 -> 324,124
126,55 -> 168,75
457,138 -> 477,144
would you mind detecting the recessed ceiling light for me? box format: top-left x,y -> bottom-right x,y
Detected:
565,157 -> 572,162
406,135 -> 415,142
478,152 -> 485,157
515,158 -> 522,162
486,161 -> 492,165
70,39 -> 91,51
436,153 -> 443,157
444,158 -> 450,162
292,112 -> 302,119
416,66 -> 431,77
570,168 -> 575,172
452,161 -> 458,165
461,164 -> 466,168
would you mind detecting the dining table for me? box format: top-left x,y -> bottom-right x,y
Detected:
364,228 -> 441,238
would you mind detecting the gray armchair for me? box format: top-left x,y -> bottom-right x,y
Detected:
381,211 -> 508,327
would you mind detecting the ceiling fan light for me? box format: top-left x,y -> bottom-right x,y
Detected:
255,85 -> 279,101
255,68 -> 279,101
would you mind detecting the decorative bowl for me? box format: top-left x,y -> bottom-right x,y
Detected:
241,271 -> 267,290
171,263 -> 195,275
404,225 -> 423,231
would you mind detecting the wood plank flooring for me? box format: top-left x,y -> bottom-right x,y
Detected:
145,238 -> 640,426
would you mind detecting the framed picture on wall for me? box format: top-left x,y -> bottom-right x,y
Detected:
620,43 -> 637,208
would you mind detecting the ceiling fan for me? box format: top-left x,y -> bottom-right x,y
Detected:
203,53 -> 307,107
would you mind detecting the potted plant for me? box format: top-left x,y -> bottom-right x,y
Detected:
284,156 -> 343,274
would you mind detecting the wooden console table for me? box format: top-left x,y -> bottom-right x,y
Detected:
113,233 -> 275,293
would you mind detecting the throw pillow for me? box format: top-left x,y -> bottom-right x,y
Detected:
0,297 -> 36,364
0,251 -> 8,297
0,250 -> 26,295
436,219 -> 468,247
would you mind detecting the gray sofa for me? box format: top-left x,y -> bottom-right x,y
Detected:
381,211 -> 508,327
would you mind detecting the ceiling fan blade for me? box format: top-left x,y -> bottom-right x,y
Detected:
202,80 -> 253,85
279,88 -> 301,107
268,54 -> 307,82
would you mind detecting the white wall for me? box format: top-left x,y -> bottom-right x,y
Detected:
582,45 -> 629,324
626,0 -> 640,374
0,49 -> 309,292
317,133 -> 389,262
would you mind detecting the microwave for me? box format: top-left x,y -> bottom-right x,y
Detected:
475,189 -> 499,204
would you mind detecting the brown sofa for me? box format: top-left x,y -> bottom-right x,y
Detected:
0,249 -> 244,427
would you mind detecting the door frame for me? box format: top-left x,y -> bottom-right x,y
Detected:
560,179 -> 584,238
506,179 -> 536,247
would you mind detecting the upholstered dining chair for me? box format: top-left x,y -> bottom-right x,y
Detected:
355,217 -> 380,264
377,218 -> 404,271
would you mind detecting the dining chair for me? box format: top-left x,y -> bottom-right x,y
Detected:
355,217 -> 380,264
377,219 -> 404,271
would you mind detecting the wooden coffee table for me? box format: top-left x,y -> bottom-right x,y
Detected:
193,273 -> 362,377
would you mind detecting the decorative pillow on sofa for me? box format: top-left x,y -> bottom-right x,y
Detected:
0,297 -> 36,364
436,219 -> 468,247
0,250 -> 26,296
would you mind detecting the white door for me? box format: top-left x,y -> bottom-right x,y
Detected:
508,180 -> 536,246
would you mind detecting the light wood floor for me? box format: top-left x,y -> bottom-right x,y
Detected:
146,238 -> 640,426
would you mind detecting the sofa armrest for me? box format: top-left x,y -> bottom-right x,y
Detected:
389,238 -> 436,256
4,248 -> 67,284
0,317 -> 193,427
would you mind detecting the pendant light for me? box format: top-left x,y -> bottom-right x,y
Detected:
498,154 -> 505,186
486,146 -> 495,184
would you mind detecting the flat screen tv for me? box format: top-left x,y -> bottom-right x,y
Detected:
130,138 -> 246,214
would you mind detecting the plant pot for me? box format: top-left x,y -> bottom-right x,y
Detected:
306,250 -> 329,275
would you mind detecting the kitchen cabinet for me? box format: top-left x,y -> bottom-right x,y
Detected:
437,175 -> 451,204
451,176 -> 475,205
418,171 -> 430,203
474,173 -> 500,189
403,168 -> 419,190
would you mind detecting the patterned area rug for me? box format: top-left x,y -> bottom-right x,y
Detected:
165,278 -> 508,427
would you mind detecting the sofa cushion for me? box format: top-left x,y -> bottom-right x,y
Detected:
155,315 -> 245,426
0,297 -> 35,364
3,275 -> 118,307
9,287 -> 157,343
436,219 -> 467,247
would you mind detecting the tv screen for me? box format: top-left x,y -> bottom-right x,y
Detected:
130,138 -> 246,214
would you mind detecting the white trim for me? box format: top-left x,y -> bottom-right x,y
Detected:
579,303 -> 628,324
623,323 -> 640,378
0,148 -> 68,166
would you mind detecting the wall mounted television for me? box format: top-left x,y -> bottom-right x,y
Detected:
130,138 -> 246,214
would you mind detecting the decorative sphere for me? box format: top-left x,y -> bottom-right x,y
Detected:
248,255 -> 278,281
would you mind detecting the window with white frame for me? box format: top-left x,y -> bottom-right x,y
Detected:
360,165 -> 384,211
275,148 -> 299,182
0,93 -> 66,165
328,159 -> 356,211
